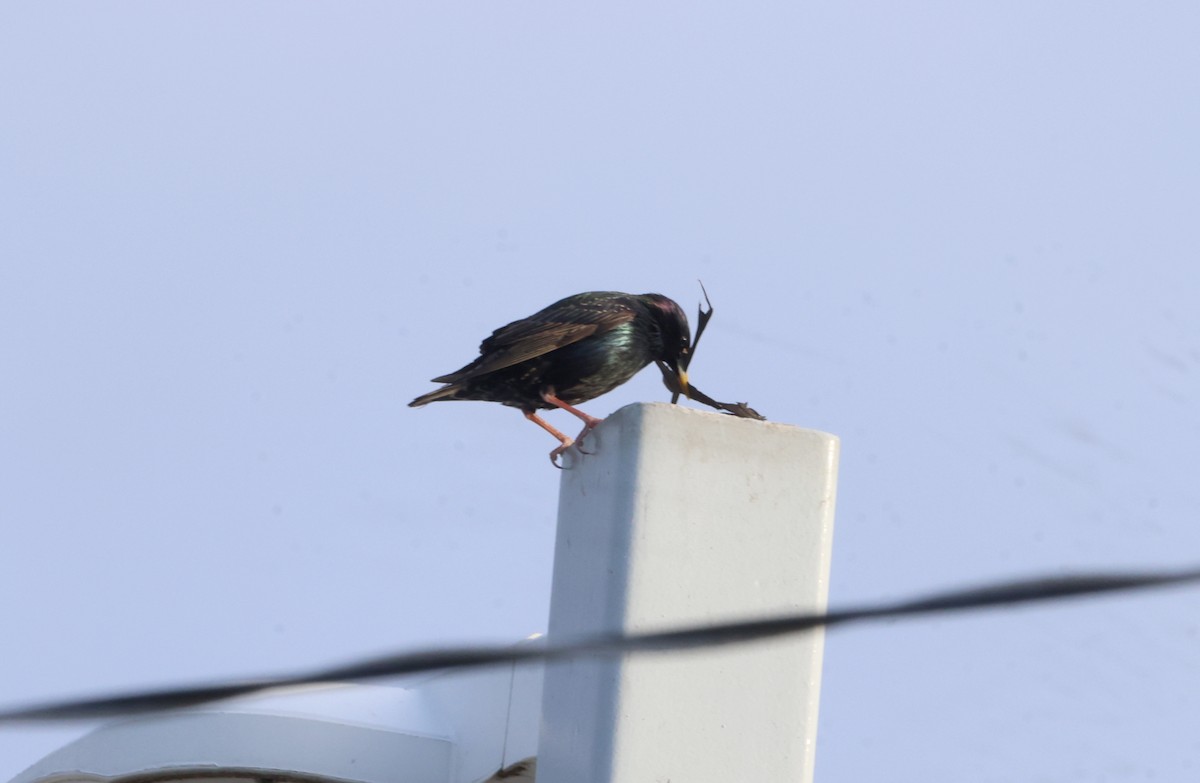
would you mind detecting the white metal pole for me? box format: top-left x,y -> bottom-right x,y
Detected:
537,402 -> 839,783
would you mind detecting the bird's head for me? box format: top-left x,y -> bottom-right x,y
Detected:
641,293 -> 691,398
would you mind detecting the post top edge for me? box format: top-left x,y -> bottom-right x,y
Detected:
605,402 -> 839,444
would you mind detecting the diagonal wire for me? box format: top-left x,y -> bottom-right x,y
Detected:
2,566 -> 1198,724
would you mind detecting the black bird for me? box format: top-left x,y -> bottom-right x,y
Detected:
410,291 -> 692,466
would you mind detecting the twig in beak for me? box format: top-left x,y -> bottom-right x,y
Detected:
672,281 -> 714,404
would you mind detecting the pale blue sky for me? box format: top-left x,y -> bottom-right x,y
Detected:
2,3 -> 1199,779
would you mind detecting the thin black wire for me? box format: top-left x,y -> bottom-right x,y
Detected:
2,565 -> 1197,724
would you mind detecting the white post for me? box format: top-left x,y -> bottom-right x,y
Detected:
537,402 -> 838,783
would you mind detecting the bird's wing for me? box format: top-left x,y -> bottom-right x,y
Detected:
431,302 -> 636,383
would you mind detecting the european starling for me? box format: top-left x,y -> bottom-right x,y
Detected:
410,291 -> 691,465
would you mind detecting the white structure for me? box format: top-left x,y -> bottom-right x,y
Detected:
11,403 -> 838,783
10,664 -> 544,783
538,403 -> 838,783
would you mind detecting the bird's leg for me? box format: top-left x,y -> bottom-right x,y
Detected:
540,390 -> 603,454
524,410 -> 574,469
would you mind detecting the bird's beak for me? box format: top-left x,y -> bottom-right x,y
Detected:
676,366 -> 690,399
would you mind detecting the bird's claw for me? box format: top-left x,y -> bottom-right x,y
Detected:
574,429 -> 595,456
545,417 -> 603,468
549,439 -> 575,469
573,420 -> 601,456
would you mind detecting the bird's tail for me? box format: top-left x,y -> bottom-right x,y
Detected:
408,384 -> 462,407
